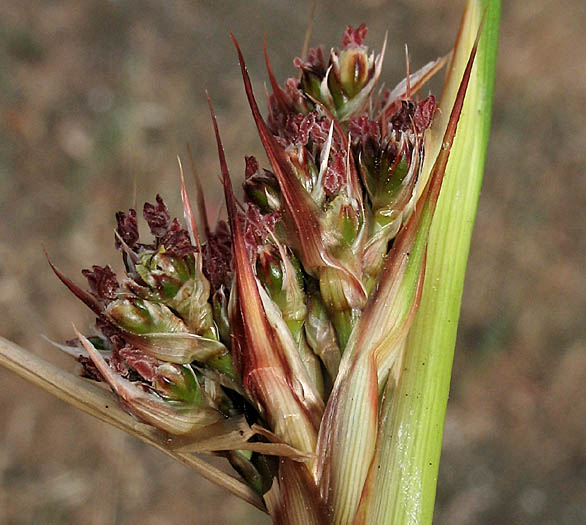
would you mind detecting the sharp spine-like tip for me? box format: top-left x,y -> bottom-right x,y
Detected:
186,143 -> 211,238
177,154 -> 202,257
206,93 -> 239,239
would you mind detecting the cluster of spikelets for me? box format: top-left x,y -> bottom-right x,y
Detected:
48,23 -> 478,524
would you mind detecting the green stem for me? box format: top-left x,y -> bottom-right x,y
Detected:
370,1 -> 500,523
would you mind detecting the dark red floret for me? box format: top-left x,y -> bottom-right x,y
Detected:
309,117 -> 332,146
285,113 -> 311,146
283,112 -> 333,149
349,115 -> 381,145
77,355 -> 104,381
284,78 -> 306,109
413,95 -> 437,132
390,100 -> 416,132
82,265 -> 119,302
245,156 -> 259,179
323,151 -> 347,197
342,24 -> 368,48
96,318 -> 121,341
243,204 -> 281,259
143,194 -> 171,238
115,209 -> 139,250
158,218 -> 196,258
293,46 -> 326,75
202,221 -> 233,291
108,334 -> 131,376
118,345 -> 159,382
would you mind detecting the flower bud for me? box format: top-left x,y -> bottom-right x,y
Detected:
256,247 -> 284,298
115,215 -> 229,375
104,297 -> 231,371
292,24 -> 384,122
225,450 -> 265,496
152,362 -> 203,404
104,298 -> 189,351
357,103 -> 430,286
151,362 -> 235,413
256,246 -> 306,337
323,195 -> 363,251
133,249 -> 193,302
318,192 -> 367,348
212,287 -> 231,347
332,25 -> 373,99
243,156 -> 282,213
305,293 -> 341,381
76,329 -> 226,436
107,297 -> 185,335
168,277 -> 216,336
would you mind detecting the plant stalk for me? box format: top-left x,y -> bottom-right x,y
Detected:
363,1 -> 501,523
0,336 -> 266,512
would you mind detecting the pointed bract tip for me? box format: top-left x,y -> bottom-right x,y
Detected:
186,144 -> 211,238
206,94 -> 239,239
264,37 -> 290,113
44,247 -> 107,320
425,15 -> 483,206
177,154 -> 202,254
230,31 -> 242,59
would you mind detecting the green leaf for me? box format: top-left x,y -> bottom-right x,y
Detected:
359,1 -> 501,523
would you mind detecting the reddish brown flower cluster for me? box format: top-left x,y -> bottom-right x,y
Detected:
48,23 -> 480,516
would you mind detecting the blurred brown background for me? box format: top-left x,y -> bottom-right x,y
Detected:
0,1 -> 584,523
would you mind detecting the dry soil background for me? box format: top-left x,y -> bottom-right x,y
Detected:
0,1 -> 584,524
